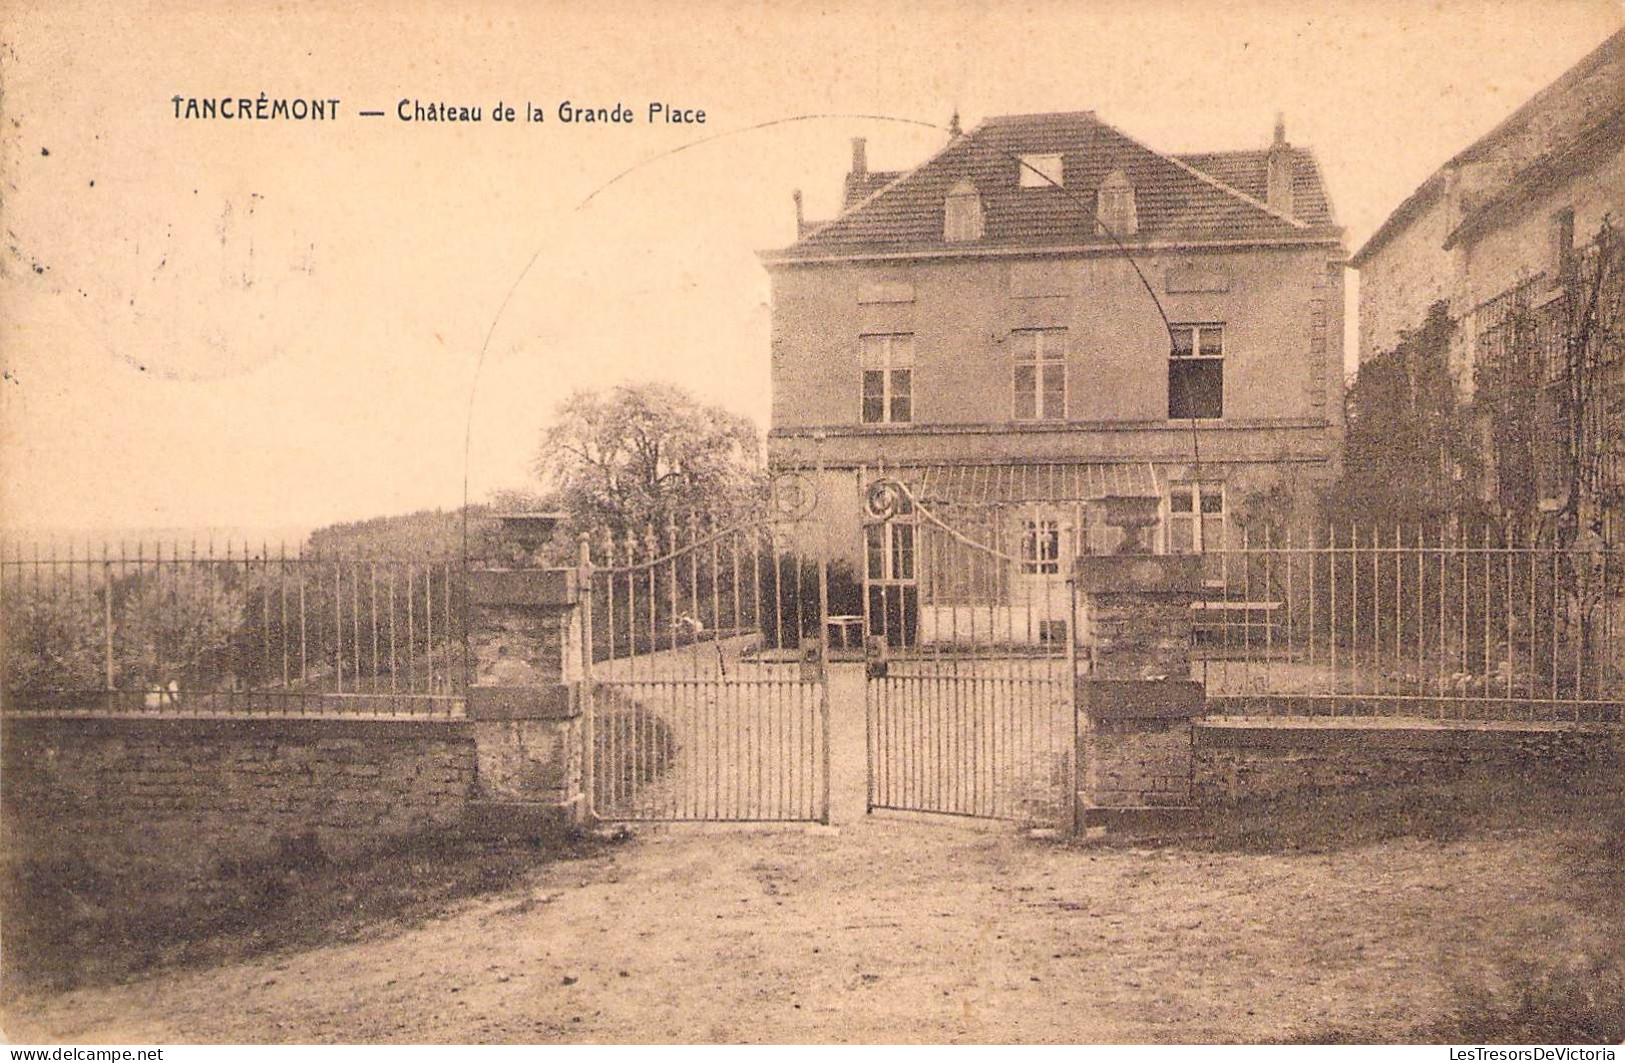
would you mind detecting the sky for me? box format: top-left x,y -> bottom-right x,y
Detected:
1,0 -> 1622,536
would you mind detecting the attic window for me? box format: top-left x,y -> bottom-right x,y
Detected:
1018,154 -> 1063,188
944,179 -> 984,242
1096,170 -> 1138,237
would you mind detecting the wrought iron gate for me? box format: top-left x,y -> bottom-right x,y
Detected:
584,481 -> 829,823
862,478 -> 1077,828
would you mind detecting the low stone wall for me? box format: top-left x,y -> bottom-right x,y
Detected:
1193,718 -> 1624,804
1,714 -> 476,887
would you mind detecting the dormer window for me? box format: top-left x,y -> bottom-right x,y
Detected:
1018,153 -> 1063,188
1096,170 -> 1137,236
943,179 -> 984,242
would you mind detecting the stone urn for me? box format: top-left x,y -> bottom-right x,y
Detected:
493,512 -> 569,567
1098,494 -> 1161,554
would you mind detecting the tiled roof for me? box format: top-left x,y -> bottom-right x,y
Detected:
844,170 -> 901,210
1351,25 -> 1625,266
1173,148 -> 1336,229
1444,99 -> 1625,250
768,111 -> 1341,263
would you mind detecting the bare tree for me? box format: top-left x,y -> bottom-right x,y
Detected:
534,382 -> 766,539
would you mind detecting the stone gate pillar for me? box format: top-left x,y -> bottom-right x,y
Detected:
464,539 -> 587,837
1074,552 -> 1204,830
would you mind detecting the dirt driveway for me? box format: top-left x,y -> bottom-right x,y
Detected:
6,803 -> 1616,1044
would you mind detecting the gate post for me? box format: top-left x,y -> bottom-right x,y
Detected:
462,518 -> 588,839
578,533 -> 595,824
1074,551 -> 1204,832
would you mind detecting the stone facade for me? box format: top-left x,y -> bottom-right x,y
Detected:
1353,194 -> 1457,367
1,715 -> 475,885
1352,28 -> 1625,371
765,112 -> 1348,583
1454,141 -> 1625,369
465,566 -> 588,834
1074,554 -> 1203,823
1193,719 -> 1624,804
769,247 -> 1348,571
769,249 -> 1345,439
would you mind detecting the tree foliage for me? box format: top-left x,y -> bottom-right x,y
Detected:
533,382 -> 766,537
306,507 -> 484,559
2,586 -> 103,699
115,567 -> 246,688
1332,300 -> 1473,527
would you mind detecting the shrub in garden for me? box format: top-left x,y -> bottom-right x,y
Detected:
593,689 -> 679,794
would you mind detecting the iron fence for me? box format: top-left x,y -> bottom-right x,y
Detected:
1198,527 -> 1625,721
863,484 -> 1078,827
1,541 -> 467,717
586,513 -> 831,822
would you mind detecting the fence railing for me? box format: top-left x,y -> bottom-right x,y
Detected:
1197,528 -> 1625,722
1,542 -> 467,717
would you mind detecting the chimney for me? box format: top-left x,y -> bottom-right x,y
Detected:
792,188 -> 804,234
1266,112 -> 1295,218
948,110 -> 962,138
850,137 -> 867,177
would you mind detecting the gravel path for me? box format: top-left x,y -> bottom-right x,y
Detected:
3,817 -> 1606,1043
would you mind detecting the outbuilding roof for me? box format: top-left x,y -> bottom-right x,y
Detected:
1350,26 -> 1625,267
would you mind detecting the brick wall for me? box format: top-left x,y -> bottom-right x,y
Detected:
1,715 -> 476,886
1076,555 -> 1203,822
1086,593 -> 1193,681
1193,719 -> 1623,804
1087,717 -> 1192,807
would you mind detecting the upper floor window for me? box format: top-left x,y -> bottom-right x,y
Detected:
1168,324 -> 1223,420
861,333 -> 913,424
1096,170 -> 1138,237
1019,153 -> 1064,188
1168,483 -> 1225,554
1012,328 -> 1067,421
943,179 -> 984,243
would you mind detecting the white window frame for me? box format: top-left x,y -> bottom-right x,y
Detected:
1166,482 -> 1226,554
865,517 -> 916,583
1096,171 -> 1138,237
1168,323 -> 1224,421
1021,518 -> 1062,575
1012,327 -> 1067,421
860,333 -> 914,425
1019,153 -> 1064,188
944,180 -> 984,243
